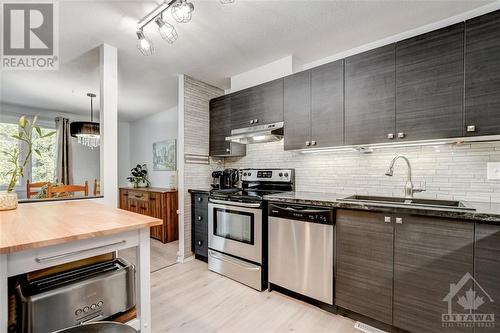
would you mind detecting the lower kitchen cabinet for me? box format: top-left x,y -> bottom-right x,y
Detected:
335,210 -> 394,325
393,215 -> 474,333
474,223 -> 500,333
191,192 -> 209,260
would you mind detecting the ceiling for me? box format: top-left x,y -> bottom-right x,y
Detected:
0,0 -> 494,121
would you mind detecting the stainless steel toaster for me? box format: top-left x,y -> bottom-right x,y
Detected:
16,258 -> 135,333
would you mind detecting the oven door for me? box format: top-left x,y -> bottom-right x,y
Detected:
208,199 -> 262,264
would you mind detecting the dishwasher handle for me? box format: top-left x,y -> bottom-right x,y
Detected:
268,203 -> 334,224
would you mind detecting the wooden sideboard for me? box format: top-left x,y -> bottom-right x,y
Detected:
119,187 -> 178,243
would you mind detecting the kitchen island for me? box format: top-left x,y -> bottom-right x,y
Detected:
0,200 -> 162,333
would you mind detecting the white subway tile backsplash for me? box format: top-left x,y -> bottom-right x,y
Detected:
224,140 -> 500,203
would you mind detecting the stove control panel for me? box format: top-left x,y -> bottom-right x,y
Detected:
241,169 -> 294,183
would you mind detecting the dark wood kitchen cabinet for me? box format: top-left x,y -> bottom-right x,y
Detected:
465,10 -> 500,137
474,223 -> 500,333
345,45 -> 396,145
230,78 -> 284,129
393,215 -> 474,333
396,23 -> 465,141
335,209 -> 394,325
284,61 -> 344,150
209,95 -> 246,157
191,192 -> 209,261
283,70 -> 311,150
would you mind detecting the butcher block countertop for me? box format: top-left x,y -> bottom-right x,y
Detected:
0,200 -> 162,254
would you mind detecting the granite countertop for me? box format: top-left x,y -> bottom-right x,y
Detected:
264,191 -> 500,223
188,188 -> 211,194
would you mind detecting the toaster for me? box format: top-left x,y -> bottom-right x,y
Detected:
16,258 -> 135,333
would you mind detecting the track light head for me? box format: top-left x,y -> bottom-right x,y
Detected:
136,30 -> 154,56
155,17 -> 178,44
172,0 -> 194,23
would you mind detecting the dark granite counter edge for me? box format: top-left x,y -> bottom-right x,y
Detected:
188,189 -> 211,194
264,196 -> 500,224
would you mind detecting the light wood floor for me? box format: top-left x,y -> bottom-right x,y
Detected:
120,239 -> 179,272
150,259 -> 360,333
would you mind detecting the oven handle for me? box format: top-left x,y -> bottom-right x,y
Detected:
209,250 -> 260,271
209,198 -> 262,208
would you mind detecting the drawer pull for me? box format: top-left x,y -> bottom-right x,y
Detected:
197,216 -> 203,221
35,240 -> 127,263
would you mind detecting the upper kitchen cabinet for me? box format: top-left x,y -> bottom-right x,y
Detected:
284,60 -> 344,150
345,44 -> 396,145
311,60 -> 344,147
230,78 -> 284,129
284,70 -> 311,150
396,23 -> 465,141
209,96 -> 246,157
393,215 -> 474,333
465,10 -> 500,137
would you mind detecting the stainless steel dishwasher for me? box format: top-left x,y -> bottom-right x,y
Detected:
268,203 -> 334,305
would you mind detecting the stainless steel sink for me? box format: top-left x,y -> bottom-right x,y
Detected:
338,195 -> 475,211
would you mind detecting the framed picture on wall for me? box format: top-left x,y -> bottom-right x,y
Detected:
153,139 -> 177,171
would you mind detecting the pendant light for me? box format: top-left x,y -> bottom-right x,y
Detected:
136,30 -> 154,56
171,0 -> 194,23
70,93 -> 100,149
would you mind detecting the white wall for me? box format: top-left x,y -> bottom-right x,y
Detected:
119,107 -> 178,188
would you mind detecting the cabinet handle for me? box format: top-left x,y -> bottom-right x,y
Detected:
466,125 -> 476,133
311,141 -> 317,146
397,132 -> 406,139
197,240 -> 203,246
226,148 -> 230,153
123,194 -> 128,197
150,197 -> 156,201
395,217 -> 403,224
384,216 -> 392,223
254,119 -> 259,124
387,133 -> 395,140
197,197 -> 202,202
130,204 -> 136,208
305,141 -> 311,147
197,216 -> 203,221
250,120 -> 254,124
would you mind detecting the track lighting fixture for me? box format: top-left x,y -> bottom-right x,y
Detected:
136,0 -> 233,56
155,17 -> 178,43
136,30 -> 154,56
171,0 -> 194,23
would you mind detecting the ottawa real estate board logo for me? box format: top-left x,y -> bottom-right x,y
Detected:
1,2 -> 59,70
442,272 -> 495,329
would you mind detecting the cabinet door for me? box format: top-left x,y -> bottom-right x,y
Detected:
311,60 -> 344,147
230,78 -> 284,129
284,70 -> 311,150
119,189 -> 128,209
465,11 -> 500,136
475,223 -> 500,333
209,96 -> 246,157
393,215 -> 474,333
396,23 -> 464,141
192,193 -> 209,259
345,45 -> 396,145
149,192 -> 164,242
335,210 -> 394,325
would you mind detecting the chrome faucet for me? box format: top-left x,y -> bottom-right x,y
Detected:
385,155 -> 425,198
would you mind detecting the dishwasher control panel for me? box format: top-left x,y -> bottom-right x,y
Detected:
268,203 -> 334,224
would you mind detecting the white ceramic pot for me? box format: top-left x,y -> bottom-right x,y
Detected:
127,181 -> 136,188
137,180 -> 148,188
0,191 -> 18,211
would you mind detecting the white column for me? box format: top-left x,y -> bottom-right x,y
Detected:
176,74 -> 185,262
136,228 -> 151,333
100,44 -> 118,208
0,254 -> 7,333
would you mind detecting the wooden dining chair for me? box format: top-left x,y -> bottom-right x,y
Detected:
93,179 -> 100,196
26,180 -> 49,198
47,181 -> 89,198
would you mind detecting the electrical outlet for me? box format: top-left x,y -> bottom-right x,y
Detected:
487,162 -> 500,180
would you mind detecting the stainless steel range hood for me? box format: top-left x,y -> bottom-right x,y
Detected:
226,121 -> 284,144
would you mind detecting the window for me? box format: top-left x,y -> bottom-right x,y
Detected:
0,121 -> 57,189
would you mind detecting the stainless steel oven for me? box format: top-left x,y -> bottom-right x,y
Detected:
208,199 -> 263,290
